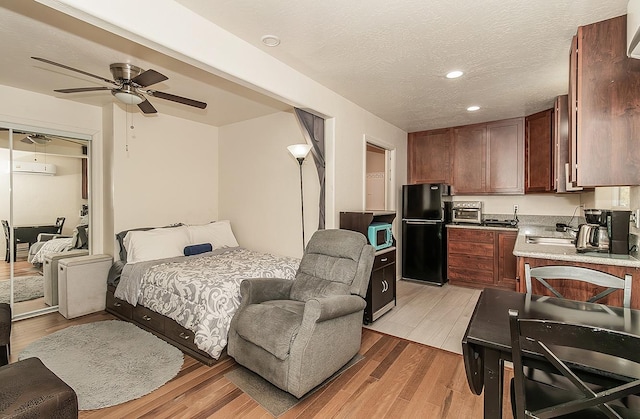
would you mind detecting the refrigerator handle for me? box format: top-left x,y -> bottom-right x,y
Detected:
404,220 -> 440,225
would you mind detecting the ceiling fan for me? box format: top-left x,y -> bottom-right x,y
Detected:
31,57 -> 207,114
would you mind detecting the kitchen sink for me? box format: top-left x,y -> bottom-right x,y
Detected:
525,235 -> 576,246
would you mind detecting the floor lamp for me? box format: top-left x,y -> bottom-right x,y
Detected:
287,144 -> 312,252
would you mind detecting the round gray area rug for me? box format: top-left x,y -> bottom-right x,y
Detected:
19,320 -> 184,410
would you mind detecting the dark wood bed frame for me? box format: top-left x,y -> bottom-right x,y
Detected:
106,285 -> 221,366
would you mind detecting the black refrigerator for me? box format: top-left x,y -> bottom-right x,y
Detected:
401,183 -> 451,285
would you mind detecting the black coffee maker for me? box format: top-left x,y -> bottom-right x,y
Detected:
607,210 -> 631,255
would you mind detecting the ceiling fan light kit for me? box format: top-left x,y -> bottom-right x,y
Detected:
31,57 -> 207,114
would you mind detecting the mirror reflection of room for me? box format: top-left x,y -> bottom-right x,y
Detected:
0,128 -> 90,317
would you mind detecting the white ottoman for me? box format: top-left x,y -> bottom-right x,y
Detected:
43,250 -> 89,306
58,254 -> 113,319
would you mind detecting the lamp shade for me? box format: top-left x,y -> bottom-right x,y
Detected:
112,90 -> 145,105
287,144 -> 312,160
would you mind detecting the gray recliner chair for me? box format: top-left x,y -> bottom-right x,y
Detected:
227,229 -> 375,398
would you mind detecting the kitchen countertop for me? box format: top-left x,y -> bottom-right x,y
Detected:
446,223 -> 640,268
446,223 -> 518,232
514,224 -> 640,268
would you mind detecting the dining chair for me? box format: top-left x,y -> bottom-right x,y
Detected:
2,220 -> 28,262
524,263 -> 632,308
509,309 -> 640,418
55,217 -> 65,235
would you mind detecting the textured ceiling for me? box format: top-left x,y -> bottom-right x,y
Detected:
0,1 -> 290,127
0,1 -> 630,132
176,0 -> 629,132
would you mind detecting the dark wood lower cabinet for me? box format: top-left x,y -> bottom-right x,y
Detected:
364,248 -> 396,324
447,228 -> 517,290
516,257 -> 640,309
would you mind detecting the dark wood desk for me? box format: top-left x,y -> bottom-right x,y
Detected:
462,288 -> 640,418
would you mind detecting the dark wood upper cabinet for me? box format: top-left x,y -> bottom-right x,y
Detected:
571,15 -> 640,187
525,109 -> 553,193
487,117 -> 524,194
451,117 -> 524,195
407,128 -> 451,184
452,124 -> 486,194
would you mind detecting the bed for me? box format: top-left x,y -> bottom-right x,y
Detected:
106,221 -> 299,365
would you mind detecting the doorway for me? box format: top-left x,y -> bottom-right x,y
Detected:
365,138 -> 395,211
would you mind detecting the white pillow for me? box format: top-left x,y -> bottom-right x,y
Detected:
187,220 -> 239,249
124,226 -> 191,264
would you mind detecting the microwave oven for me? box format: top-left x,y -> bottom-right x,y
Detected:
367,222 -> 393,251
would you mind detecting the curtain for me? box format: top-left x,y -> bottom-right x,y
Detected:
294,108 -> 325,230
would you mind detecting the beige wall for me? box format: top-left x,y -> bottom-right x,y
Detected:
109,103 -> 219,236
219,111 -> 318,258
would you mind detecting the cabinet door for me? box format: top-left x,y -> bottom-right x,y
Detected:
452,125 -> 486,194
486,118 -> 524,194
576,15 -> 640,186
496,232 -> 517,289
408,129 -> 451,184
568,35 -> 578,184
525,109 -> 553,193
553,95 -> 570,192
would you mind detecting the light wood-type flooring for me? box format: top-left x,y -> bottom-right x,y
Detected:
9,307 -> 514,418
364,280 -> 482,355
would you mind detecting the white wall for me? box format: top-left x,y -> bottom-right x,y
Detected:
456,193 -> 583,216
219,111 -> 318,258
0,85 -> 104,253
109,104 -> 219,236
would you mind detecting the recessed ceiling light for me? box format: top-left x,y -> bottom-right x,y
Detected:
467,105 -> 480,112
446,70 -> 464,79
261,35 -> 281,47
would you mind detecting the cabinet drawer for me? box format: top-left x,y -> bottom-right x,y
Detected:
448,254 -> 494,272
448,267 -> 494,284
448,241 -> 494,256
448,228 -> 494,243
133,305 -> 165,333
164,320 -> 200,353
373,251 -> 396,270
106,290 -> 133,319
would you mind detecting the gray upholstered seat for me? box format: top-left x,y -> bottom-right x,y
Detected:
227,229 -> 375,398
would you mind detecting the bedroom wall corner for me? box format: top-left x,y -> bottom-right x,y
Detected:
218,111 -> 319,259
110,104 -> 219,240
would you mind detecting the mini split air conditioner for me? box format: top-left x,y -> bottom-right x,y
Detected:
12,161 -> 57,175
628,0 -> 640,58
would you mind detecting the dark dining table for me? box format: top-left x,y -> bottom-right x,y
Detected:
462,287 -> 640,418
14,224 -> 58,247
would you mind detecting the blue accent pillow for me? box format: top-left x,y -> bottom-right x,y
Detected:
184,243 -> 212,256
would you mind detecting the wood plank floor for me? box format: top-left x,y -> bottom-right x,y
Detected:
9,311 -> 514,418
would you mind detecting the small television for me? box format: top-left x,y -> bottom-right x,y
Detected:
367,222 -> 393,251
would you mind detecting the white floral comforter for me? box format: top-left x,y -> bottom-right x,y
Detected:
114,247 -> 299,359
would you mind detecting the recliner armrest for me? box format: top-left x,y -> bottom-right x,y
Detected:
239,278 -> 294,306
304,295 -> 366,323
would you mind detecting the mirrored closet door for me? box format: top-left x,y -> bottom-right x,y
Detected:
1,125 -> 91,319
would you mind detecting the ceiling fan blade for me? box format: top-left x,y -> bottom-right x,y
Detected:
147,90 -> 207,109
32,57 -> 118,86
131,69 -> 168,87
137,99 -> 157,114
54,87 -> 112,93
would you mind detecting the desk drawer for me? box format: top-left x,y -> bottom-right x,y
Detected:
373,251 -> 396,270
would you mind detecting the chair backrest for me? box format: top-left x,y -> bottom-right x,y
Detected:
290,229 -> 375,301
1,220 -> 8,239
524,263 -> 632,308
509,309 -> 640,419
55,217 -> 65,234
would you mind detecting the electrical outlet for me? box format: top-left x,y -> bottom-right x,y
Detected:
513,204 -> 519,213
